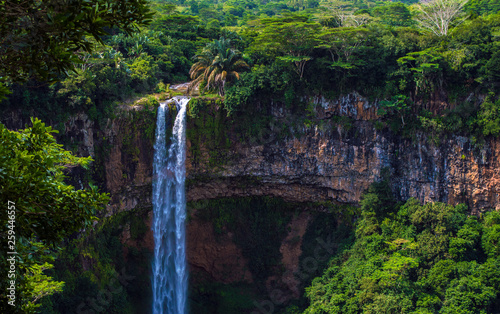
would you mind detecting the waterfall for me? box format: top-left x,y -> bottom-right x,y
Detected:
152,97 -> 189,314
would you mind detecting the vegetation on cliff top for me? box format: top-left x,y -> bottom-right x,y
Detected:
2,0 -> 499,143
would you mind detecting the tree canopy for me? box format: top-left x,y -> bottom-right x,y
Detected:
249,14 -> 321,78
304,185 -> 500,313
0,0 -> 153,99
0,119 -> 109,312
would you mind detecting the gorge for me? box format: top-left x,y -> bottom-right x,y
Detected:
44,92 -> 500,312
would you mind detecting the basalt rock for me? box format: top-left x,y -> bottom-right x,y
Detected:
185,104 -> 499,214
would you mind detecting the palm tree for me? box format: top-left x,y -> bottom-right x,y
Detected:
188,37 -> 249,96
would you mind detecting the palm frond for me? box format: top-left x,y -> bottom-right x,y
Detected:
188,36 -> 250,96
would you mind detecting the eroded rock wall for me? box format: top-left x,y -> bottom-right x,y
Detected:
52,94 -> 500,217
185,95 -> 499,214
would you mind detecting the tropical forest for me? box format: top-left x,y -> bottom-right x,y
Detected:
1,0 -> 500,313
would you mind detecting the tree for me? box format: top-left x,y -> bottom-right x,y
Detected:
372,3 -> 413,27
22,263 -> 65,313
188,37 -> 249,96
413,0 -> 469,36
0,119 -> 109,312
319,4 -> 372,27
465,0 -> 500,15
303,191 -> 500,314
0,0 -> 154,99
151,14 -> 201,40
317,27 -> 368,72
397,48 -> 444,96
250,14 -> 321,78
377,94 -> 411,126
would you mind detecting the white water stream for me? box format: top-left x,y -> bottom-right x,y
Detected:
152,97 -> 189,314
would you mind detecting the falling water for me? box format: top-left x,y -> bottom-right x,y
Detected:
152,97 -> 189,314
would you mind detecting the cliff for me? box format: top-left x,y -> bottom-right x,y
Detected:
54,93 -> 499,217
182,94 -> 499,213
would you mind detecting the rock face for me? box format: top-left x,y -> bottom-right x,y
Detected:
187,128 -> 500,213
185,95 -> 500,214
187,210 -> 254,284
11,93 -> 496,217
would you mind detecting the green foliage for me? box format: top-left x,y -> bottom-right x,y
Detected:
187,98 -> 205,118
0,81 -> 12,102
249,14 -> 321,78
377,94 -> 411,126
0,1 -> 228,123
186,98 -> 231,169
371,3 -> 413,27
397,48 -> 444,97
57,69 -> 97,108
481,211 -> 500,258
477,94 -> 500,136
0,0 -> 153,96
0,119 -> 108,242
3,1 -> 500,143
317,27 -> 368,71
128,55 -> 160,92
224,62 -> 298,115
22,263 -> 64,313
0,119 -> 109,312
466,0 -> 500,15
188,37 -> 249,96
41,206 -> 152,314
304,184 -> 500,313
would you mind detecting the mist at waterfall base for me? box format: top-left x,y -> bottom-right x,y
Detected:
152,97 -> 189,314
